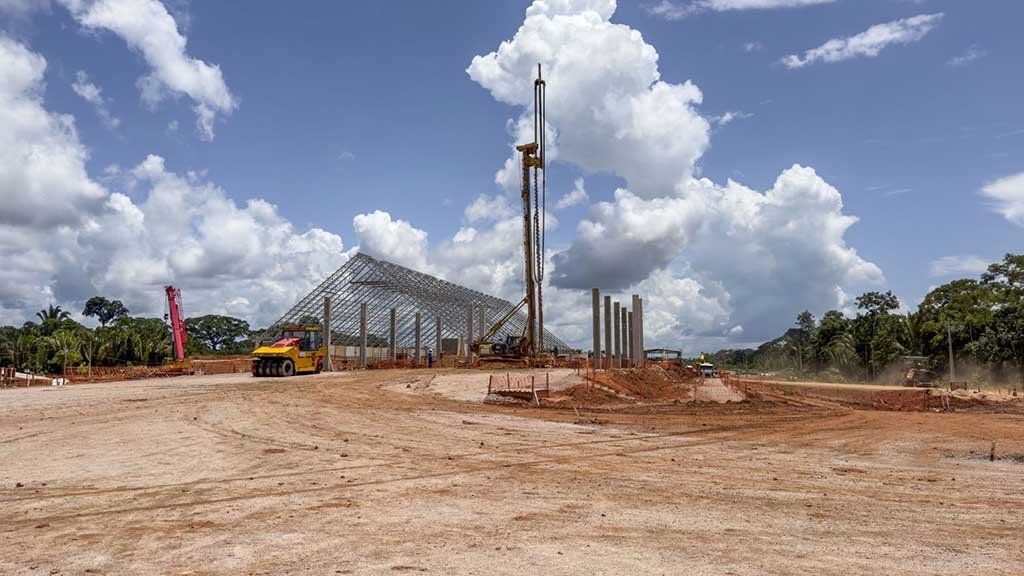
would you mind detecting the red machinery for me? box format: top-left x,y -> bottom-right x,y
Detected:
165,285 -> 187,361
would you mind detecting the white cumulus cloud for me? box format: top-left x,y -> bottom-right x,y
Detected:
353,210 -> 430,272
980,172 -> 1024,227
0,36 -> 345,326
555,178 -> 589,210
462,0 -> 882,347
464,194 -> 515,224
468,0 -> 710,200
782,13 -> 943,68
929,255 -> 991,278
58,0 -> 237,140
0,36 -> 106,230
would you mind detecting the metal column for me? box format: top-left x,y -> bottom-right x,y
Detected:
466,305 -> 475,365
434,317 -> 442,367
389,308 -> 397,361
613,301 -> 620,369
414,311 -> 422,367
359,302 -> 368,369
592,288 -> 601,369
477,306 -> 485,344
323,296 -> 332,372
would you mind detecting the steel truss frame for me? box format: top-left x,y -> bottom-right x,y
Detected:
269,253 -> 570,353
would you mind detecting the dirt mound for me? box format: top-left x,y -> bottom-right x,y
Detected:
595,367 -> 694,401
545,383 -> 622,406
545,367 -> 694,407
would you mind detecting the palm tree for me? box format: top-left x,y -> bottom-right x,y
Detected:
8,333 -> 37,369
78,328 -> 110,377
825,332 -> 858,371
46,330 -> 81,376
36,305 -> 71,323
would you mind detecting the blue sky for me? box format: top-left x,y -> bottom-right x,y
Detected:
1,0 -> 1021,351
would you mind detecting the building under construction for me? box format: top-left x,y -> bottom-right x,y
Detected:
270,252 -> 572,367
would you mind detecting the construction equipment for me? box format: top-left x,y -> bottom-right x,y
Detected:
899,356 -> 938,388
473,63 -> 547,361
252,325 -> 326,377
165,286 -> 187,361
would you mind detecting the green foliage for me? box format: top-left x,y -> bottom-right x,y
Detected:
185,315 -> 250,352
706,254 -> 1024,384
36,305 -> 71,323
2,306 -> 259,372
82,296 -> 130,327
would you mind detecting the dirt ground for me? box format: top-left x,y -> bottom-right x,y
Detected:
2,369 -> 1023,575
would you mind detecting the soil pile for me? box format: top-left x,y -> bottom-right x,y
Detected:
545,383 -> 621,406
545,366 -> 694,406
596,366 -> 694,401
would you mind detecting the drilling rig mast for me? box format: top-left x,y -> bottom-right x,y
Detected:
474,64 -> 547,360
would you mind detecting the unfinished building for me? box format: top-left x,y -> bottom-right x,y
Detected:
270,253 -> 571,366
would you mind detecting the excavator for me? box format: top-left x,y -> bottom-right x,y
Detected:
473,64 -> 548,362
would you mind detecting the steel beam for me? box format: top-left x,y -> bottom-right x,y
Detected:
389,308 -> 397,360
323,296 -> 332,372
414,311 -> 422,367
359,302 -> 367,369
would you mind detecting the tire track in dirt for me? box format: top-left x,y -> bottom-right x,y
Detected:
0,412 -> 841,511
0,428 -> 792,528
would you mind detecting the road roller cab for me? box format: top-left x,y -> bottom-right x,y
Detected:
252,325 -> 325,377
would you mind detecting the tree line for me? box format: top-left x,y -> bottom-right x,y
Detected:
0,296 -> 265,374
708,253 -> 1023,385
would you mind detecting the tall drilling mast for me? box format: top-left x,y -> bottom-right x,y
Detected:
513,64 -> 547,356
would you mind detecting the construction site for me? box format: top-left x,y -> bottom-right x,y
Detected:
2,47 -> 1024,576
3,176 -> 1024,574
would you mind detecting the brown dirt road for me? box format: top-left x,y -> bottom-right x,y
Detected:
1,370 -> 1022,575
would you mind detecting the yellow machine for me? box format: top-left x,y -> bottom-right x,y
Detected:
252,325 -> 326,377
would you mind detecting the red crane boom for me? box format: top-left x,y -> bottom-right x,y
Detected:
165,285 -> 187,361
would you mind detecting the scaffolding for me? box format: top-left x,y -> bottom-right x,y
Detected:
269,252 -> 571,354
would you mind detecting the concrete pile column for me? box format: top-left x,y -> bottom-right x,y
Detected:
389,308 -> 397,361
359,302 -> 368,369
603,296 -> 612,370
631,295 -> 640,367
323,296 -> 332,372
434,317 -> 442,368
627,310 -> 634,367
591,288 -> 600,370
637,297 -> 645,368
613,302 -> 621,369
467,305 -> 475,365
620,306 -> 628,369
414,312 -> 422,367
